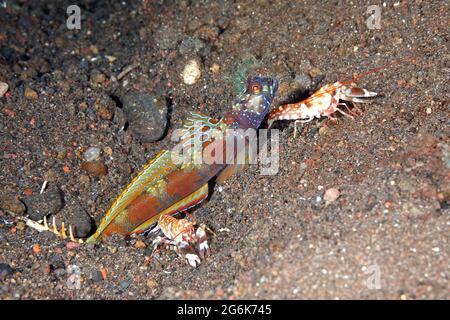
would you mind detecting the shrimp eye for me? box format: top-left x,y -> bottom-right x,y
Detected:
250,82 -> 262,94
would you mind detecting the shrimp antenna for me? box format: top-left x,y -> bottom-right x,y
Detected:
346,54 -> 416,85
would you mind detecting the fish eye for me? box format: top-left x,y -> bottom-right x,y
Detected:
249,82 -> 262,94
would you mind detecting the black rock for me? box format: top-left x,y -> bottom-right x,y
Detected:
0,47 -> 19,64
49,255 -> 65,270
121,92 -> 168,143
69,209 -> 94,238
23,186 -> 64,221
0,263 -> 14,280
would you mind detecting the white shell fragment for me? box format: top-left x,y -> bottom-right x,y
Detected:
83,147 -> 101,162
181,59 -> 201,85
324,188 -> 340,202
0,81 -> 8,97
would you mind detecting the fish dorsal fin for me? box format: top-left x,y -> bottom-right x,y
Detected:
180,112 -> 222,140
175,112 -> 225,165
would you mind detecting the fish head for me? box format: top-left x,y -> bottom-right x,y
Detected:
231,76 -> 279,128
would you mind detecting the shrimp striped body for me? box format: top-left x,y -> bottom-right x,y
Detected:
268,81 -> 377,136
158,214 -> 194,241
153,214 -> 209,267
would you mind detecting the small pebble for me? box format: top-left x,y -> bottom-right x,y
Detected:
81,161 -> 108,177
98,106 -> 114,120
79,101 -> 89,111
134,239 -> 147,249
324,188 -> 340,202
16,221 -> 25,231
210,63 -> 220,73
0,263 -> 14,280
66,242 -> 81,250
44,169 -> 58,182
103,146 -> 113,156
108,246 -> 118,254
105,55 -> 117,63
308,67 -> 323,78
92,270 -> 104,282
319,126 -> 328,136
146,279 -> 158,289
24,87 -> 38,100
32,244 -> 41,254
402,202 -> 424,218
120,280 -> 130,289
43,265 -> 52,275
0,81 -> 8,97
79,174 -> 90,185
83,147 -> 101,162
3,107 -> 16,118
182,59 -> 201,85
90,69 -> 106,84
0,195 -> 26,215
101,268 -> 108,280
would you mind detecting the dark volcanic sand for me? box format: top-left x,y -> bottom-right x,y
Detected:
0,1 -> 448,299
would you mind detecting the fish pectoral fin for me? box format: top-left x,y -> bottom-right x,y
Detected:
130,183 -> 209,234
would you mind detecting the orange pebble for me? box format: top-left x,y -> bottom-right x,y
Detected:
101,268 -> 108,280
63,165 -> 70,173
23,188 -> 33,196
3,108 -> 16,118
32,244 -> 41,254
